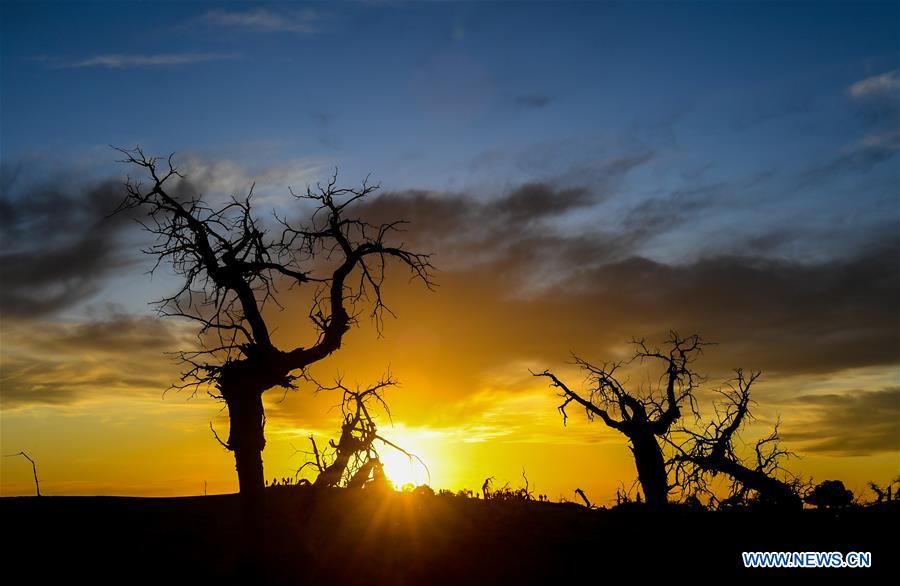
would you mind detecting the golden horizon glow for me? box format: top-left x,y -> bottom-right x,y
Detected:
2,251 -> 898,503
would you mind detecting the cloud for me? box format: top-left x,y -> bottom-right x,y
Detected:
779,388 -> 900,455
3,154 -> 896,446
358,183 -> 595,235
347,185 -> 900,380
486,182 -> 593,222
513,94 -> 554,109
171,156 -> 324,208
848,69 -> 900,128
0,311 -> 192,410
513,139 -> 655,187
860,128 -> 900,152
202,8 -> 322,34
351,182 -> 612,277
0,153 -> 322,319
799,129 -> 899,186
849,70 -> 900,99
549,245 -> 900,375
51,53 -> 238,69
0,168 -> 135,317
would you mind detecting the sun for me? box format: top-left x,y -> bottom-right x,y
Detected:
378,440 -> 430,489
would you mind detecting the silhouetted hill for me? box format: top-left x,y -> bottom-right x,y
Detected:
2,489 -> 895,584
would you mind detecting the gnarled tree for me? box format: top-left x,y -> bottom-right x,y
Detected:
115,147 -> 434,504
671,370 -> 804,509
297,374 -> 424,490
534,332 -> 706,507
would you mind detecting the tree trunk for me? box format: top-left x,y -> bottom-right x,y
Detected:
221,386 -> 267,579
225,387 -> 267,504
313,434 -> 359,488
695,456 -> 802,509
630,432 -> 669,507
346,459 -> 379,490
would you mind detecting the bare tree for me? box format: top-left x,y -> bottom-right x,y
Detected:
533,332 -> 706,508
867,477 -> 900,503
481,476 -> 494,500
4,452 -> 40,496
671,370 -> 804,509
115,147 -> 434,504
480,473 -> 534,502
296,374 -> 425,490
573,487 -> 593,508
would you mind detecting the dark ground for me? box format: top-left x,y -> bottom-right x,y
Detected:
2,488 -> 895,584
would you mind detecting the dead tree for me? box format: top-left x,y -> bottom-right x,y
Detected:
480,474 -> 533,502
672,370 -> 803,509
534,332 -> 706,508
481,476 -> 494,500
521,468 -> 535,500
296,375 -> 424,490
115,147 -> 434,504
868,477 -> 899,503
574,488 -> 593,508
5,452 -> 40,496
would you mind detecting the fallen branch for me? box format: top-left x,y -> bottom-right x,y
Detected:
574,487 -> 592,508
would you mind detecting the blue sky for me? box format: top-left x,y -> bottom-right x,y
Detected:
2,0 -> 897,321
2,2 -> 896,191
1,0 -> 898,302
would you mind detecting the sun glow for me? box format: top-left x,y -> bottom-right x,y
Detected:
376,433 -> 432,489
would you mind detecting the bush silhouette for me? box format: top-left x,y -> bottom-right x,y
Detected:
805,480 -> 854,509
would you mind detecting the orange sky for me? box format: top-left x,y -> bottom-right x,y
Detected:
2,253 -> 898,503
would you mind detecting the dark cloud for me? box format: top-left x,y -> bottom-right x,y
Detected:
551,243 -> 900,375
779,388 -> 900,455
349,184 -> 900,380
0,312 -> 189,409
800,131 -> 899,186
0,167 -> 134,317
527,151 -> 656,190
354,182 -> 600,266
3,157 -> 896,420
44,311 -> 185,354
620,183 -> 721,235
513,94 -> 554,109
486,183 -> 592,222
0,365 -> 168,409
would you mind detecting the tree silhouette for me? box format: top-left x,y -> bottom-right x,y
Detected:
4,451 -> 40,496
534,332 -> 706,507
805,480 -> 853,509
573,487 -> 593,508
671,370 -> 804,509
115,147 -> 434,504
867,477 -> 899,503
296,374 -> 425,490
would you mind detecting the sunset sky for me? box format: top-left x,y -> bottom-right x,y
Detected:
1,1 -> 898,503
